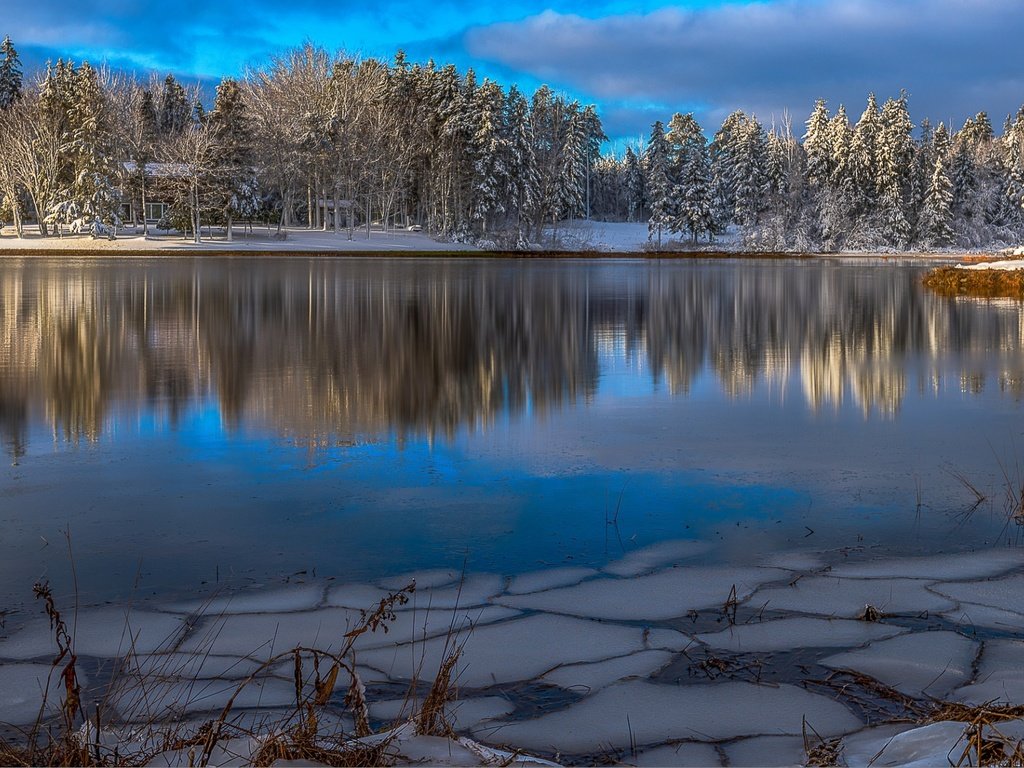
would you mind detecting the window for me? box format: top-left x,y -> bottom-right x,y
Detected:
145,202 -> 167,221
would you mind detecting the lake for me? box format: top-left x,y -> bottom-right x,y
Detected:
1,256 -> 1022,611
3,255 -> 1024,761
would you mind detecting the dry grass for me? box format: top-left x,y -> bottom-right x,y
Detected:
0,578 -> 484,767
923,265 -> 1024,298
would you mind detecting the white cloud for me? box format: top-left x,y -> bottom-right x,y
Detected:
465,0 -> 1024,133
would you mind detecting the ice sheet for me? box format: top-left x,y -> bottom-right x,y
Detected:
474,681 -> 862,752
942,603 -> 1024,632
0,609 -> 187,660
405,574 -> 504,610
369,696 -> 515,732
696,617 -> 905,653
163,584 -> 325,615
496,567 -> 787,621
753,577 -> 955,618
603,541 -> 714,577
821,631 -> 977,698
176,605 -> 519,657
358,614 -> 682,688
932,573 -> 1024,614
723,735 -> 807,767
0,662 -> 83,725
953,639 -> 1024,705
505,568 -> 598,595
129,653 -> 266,680
111,676 -> 298,722
839,721 -> 969,768
828,551 -> 1024,581
324,582 -> 395,610
541,650 -> 676,692
629,742 -> 723,767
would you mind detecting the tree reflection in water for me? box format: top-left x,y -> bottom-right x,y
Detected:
1,257 -> 1023,456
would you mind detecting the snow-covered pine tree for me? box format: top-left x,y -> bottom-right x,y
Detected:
732,116 -> 770,234
919,158 -> 954,247
504,85 -> 538,245
645,121 -> 672,247
803,99 -> 831,189
0,36 -> 22,109
470,79 -> 511,235
709,110 -> 747,226
875,94 -> 913,248
559,104 -> 587,223
666,112 -> 712,244
850,94 -> 881,210
624,146 -> 645,223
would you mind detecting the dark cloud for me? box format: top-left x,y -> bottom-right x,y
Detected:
465,0 -> 1024,137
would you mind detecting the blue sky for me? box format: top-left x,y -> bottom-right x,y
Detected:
6,0 -> 1024,146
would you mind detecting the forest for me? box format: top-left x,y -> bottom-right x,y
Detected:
0,35 -> 1022,251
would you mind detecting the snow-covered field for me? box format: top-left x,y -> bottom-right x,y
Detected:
2,543 -> 1024,765
0,225 -> 480,253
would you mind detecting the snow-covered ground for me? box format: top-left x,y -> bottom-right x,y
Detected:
0,225 -> 479,253
2,543 -> 1024,765
0,221 -> 1000,257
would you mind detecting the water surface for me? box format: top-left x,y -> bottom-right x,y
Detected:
2,256 -> 1022,614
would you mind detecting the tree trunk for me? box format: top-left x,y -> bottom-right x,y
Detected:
141,173 -> 149,237
226,213 -> 233,242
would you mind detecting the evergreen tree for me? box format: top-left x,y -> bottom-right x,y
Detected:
920,158 -> 954,246
0,36 -> 22,109
732,116 -> 770,230
159,74 -> 192,137
876,94 -> 913,247
623,146 -> 645,223
804,99 -> 831,189
644,121 -> 671,246
666,112 -> 712,244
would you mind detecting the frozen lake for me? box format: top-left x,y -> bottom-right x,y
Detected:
4,255 -> 1024,763
1,255 -> 1023,610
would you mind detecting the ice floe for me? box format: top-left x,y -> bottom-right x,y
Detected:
629,741 -> 723,766
838,721 -> 970,767
695,617 -> 906,653
496,567 -> 787,621
753,576 -> 955,618
540,649 -> 676,693
378,569 -> 462,591
0,662 -> 85,725
603,540 -> 714,577
359,614 -> 685,689
723,735 -> 807,767
942,602 -> 1024,632
323,581 -> 394,609
828,550 -> 1024,581
404,574 -> 505,610
953,639 -> 1024,705
176,605 -> 519,657
505,567 -> 598,595
0,609 -> 187,660
162,583 -> 325,615
129,653 -> 266,680
821,631 -> 977,698
369,696 -> 515,733
474,680 -> 861,753
931,572 -> 1024,614
110,676 -> 298,722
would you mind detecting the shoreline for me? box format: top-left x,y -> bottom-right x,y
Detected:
0,226 -> 997,261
